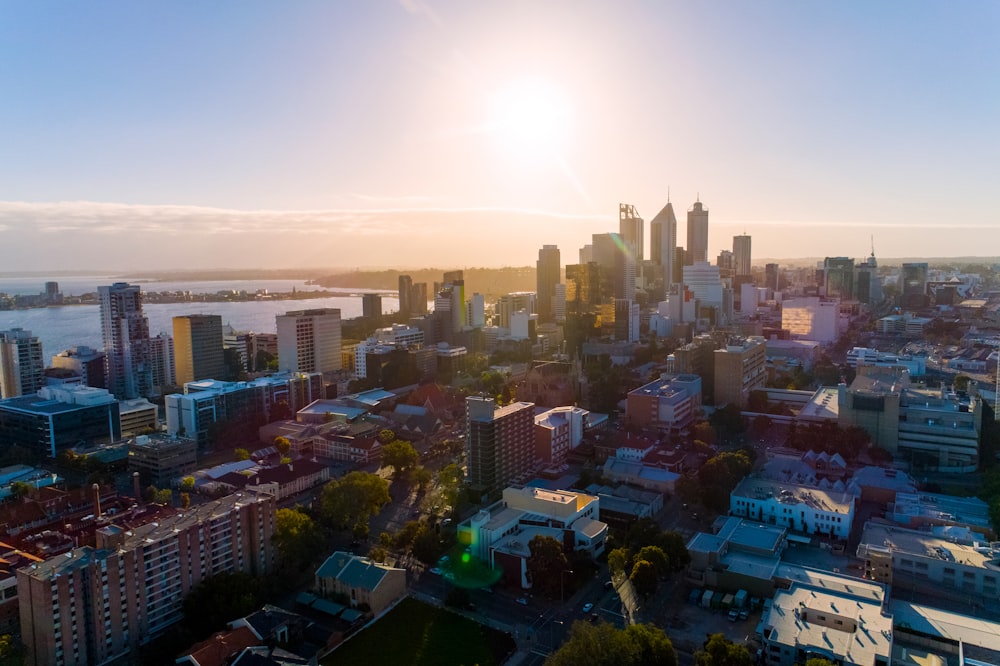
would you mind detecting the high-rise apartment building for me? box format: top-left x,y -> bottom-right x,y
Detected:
276,308 -> 342,375
149,333 -> 176,391
650,200 -> 678,285
0,328 -> 44,398
172,315 -> 224,386
733,234 -> 752,278
51,346 -> 106,389
765,263 -> 780,293
99,283 -> 153,399
410,282 -> 429,315
713,336 -> 767,408
18,492 -> 276,666
686,199 -> 709,264
536,244 -> 561,323
466,396 -> 535,497
496,292 -> 536,331
716,250 -> 735,279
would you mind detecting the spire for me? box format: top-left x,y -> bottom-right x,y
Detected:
667,186 -> 670,203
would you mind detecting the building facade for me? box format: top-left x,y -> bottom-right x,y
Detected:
686,199 -> 709,264
99,283 -> 153,400
466,397 -> 535,497
714,336 -> 767,408
276,308 -> 342,375
0,328 -> 45,399
172,314 -> 225,387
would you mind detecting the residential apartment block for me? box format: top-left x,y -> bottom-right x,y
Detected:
18,491 -> 276,666
0,328 -> 45,398
714,336 -> 766,408
466,397 -> 535,497
729,477 -> 855,539
626,373 -> 701,431
276,308 -> 342,375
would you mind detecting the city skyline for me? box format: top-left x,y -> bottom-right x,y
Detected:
1,1 -> 997,271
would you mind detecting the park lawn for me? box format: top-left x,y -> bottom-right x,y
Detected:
323,597 -> 515,666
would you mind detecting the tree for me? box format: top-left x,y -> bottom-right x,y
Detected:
698,452 -> 752,513
382,440 -> 419,476
805,659 -> 834,666
155,488 -> 173,505
438,463 -> 464,507
695,634 -> 752,666
9,481 -> 32,500
273,436 -> 292,457
320,471 -> 391,532
660,531 -> 691,571
234,448 -> 250,461
526,535 -> 571,598
377,428 -> 397,444
180,492 -> 191,509
182,572 -> 265,640
545,621 -> 676,666
412,466 -> 433,491
180,476 -> 196,492
629,559 -> 658,597
274,508 -> 325,571
607,547 -> 631,578
635,545 -> 669,577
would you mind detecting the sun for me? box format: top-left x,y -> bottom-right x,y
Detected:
487,77 -> 573,159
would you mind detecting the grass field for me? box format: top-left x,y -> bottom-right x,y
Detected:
323,597 -> 516,666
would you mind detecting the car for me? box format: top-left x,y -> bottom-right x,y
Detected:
438,555 -> 450,566
429,567 -> 443,575
582,603 -> 594,613
516,597 -> 528,606
739,610 -> 749,621
603,580 -> 614,590
727,609 -> 740,622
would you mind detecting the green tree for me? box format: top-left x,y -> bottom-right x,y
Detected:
382,440 -> 420,476
545,621 -> 676,666
635,545 -> 669,577
234,447 -> 250,461
377,428 -> 397,444
695,633 -> 752,666
181,572 -> 265,640
320,471 -> 391,531
155,488 -> 173,505
273,436 -> 292,457
526,535 -> 571,599
9,481 -> 32,499
607,547 -> 631,578
805,659 -> 835,666
274,507 -> 325,571
698,452 -> 752,513
180,476 -> 196,492
629,559 -> 658,597
412,466 -> 433,491
438,463 -> 464,507
660,531 -> 691,571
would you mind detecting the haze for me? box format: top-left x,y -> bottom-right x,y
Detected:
0,1 -> 997,271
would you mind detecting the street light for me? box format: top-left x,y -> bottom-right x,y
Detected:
561,569 -> 574,603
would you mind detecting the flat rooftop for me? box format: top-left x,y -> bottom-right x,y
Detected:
763,582 -> 892,665
718,517 -> 787,553
797,387 -> 840,421
888,600 -> 1000,658
774,563 -> 886,604
858,522 -> 999,571
733,477 -> 855,514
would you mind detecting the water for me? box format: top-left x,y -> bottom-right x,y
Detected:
0,276 -> 333,297
0,278 -> 399,358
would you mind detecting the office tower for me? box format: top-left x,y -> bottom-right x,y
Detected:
855,250 -> 882,305
496,292 -> 537,330
99,282 -> 153,399
172,314 -> 224,386
717,250 -> 735,279
683,262 -> 724,306
565,263 -> 606,314
552,284 -> 566,323
733,234 -> 752,278
436,271 -> 467,332
899,263 -> 929,308
398,274 -> 413,316
619,203 -> 643,266
466,396 -> 535,496
276,308 -> 342,374
579,244 -> 593,264
650,199 -> 678,285
0,328 -> 44,398
782,297 -> 839,343
362,293 -> 382,321
18,492 -> 275,665
44,281 -> 61,304
823,257 -> 855,300
51,346 -> 106,389
592,232 -> 635,300
686,199 -> 709,264
468,293 -> 486,328
148,333 -> 175,391
536,244 -> 561,323
713,336 -> 766,408
410,282 -> 429,315
673,247 -> 687,284
765,263 -> 780,293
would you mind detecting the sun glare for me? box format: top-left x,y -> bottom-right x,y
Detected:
488,77 -> 573,159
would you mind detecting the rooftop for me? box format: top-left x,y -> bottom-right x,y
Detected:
732,477 -> 855,514
798,387 -> 841,421
858,521 -> 1000,571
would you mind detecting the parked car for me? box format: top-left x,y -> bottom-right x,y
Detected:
516,597 -> 528,606
728,609 -> 740,622
582,603 -> 594,613
739,610 -> 749,621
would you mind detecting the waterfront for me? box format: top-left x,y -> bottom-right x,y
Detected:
0,278 -> 399,357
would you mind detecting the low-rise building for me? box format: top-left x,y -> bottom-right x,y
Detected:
314,552 -> 406,616
730,477 -> 856,539
601,458 -> 679,495
626,374 -> 701,431
127,434 -> 197,488
534,406 -> 591,466
857,521 -> 1000,605
0,385 -> 121,458
458,486 -> 608,588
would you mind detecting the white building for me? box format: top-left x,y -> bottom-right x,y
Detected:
458,487 -> 607,589
508,310 -> 537,341
276,308 -> 342,375
682,262 -> 724,306
534,406 -> 590,464
730,477 -> 856,539
782,297 -> 839,343
496,292 -> 536,330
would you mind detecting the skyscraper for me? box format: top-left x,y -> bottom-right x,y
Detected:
823,257 -> 855,300
0,328 -> 44,398
398,275 -> 413,316
536,244 -> 561,323
172,314 -> 225,386
276,308 -> 342,375
362,293 -> 382,321
592,232 -> 635,300
733,234 -> 752,278
99,282 -> 153,399
686,199 -> 709,264
619,203 -> 643,266
650,199 -> 678,286
765,263 -> 780,293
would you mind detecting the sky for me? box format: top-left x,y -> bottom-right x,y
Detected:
0,1 -> 998,271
